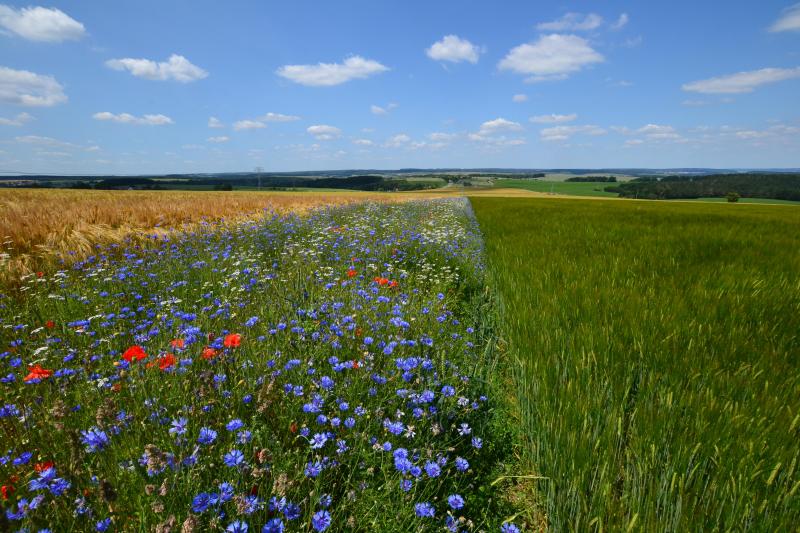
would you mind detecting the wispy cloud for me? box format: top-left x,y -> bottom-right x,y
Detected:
537,12 -> 604,31
682,67 -> 800,93
769,3 -> 800,32
530,113 -> 577,124
0,111 -> 33,126
93,112 -> 174,125
540,124 -> 606,141
208,117 -> 224,128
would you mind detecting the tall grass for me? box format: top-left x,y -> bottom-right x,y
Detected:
472,198 -> 800,530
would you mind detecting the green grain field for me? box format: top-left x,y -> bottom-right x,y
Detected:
472,197 -> 800,531
496,179 -> 618,197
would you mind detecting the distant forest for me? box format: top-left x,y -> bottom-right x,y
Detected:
606,173 -> 800,201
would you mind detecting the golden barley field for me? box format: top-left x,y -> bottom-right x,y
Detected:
0,188 -> 434,285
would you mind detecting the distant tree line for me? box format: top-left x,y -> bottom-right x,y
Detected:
565,176 -> 617,182
0,174 -> 444,192
605,173 -> 800,201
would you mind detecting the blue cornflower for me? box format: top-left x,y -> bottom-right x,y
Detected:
310,433 -> 328,449
226,520 -> 248,533
13,451 -> 32,465
219,482 -> 235,502
501,523 -> 521,533
441,385 -> 455,397
400,479 -> 413,492
192,492 -> 212,513
455,456 -> 470,472
318,493 -> 332,508
284,502 -> 301,520
226,419 -> 244,431
311,510 -> 332,531
384,419 -> 404,435
447,494 -> 465,510
197,427 -> 217,445
245,316 -> 259,327
81,427 -> 110,453
169,417 -> 188,436
223,449 -> 245,468
424,461 -> 441,478
305,460 -> 323,478
96,518 -> 112,531
472,437 -> 483,449
262,518 -> 284,533
415,502 -> 435,518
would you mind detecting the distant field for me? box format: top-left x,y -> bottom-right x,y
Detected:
0,188 -> 425,284
496,178 -> 618,197
473,198 -> 800,530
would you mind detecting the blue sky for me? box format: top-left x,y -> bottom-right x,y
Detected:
1,1 -> 799,174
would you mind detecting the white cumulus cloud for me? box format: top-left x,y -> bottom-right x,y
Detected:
770,3 -> 800,32
207,136 -> 229,143
277,56 -> 388,86
0,66 -> 67,106
307,124 -> 341,140
106,54 -> 208,83
0,5 -> 85,42
208,117 -> 224,128
682,67 -> 800,93
478,118 -> 523,135
93,112 -> 173,125
233,120 -> 265,131
499,34 -> 604,82
426,35 -> 481,64
353,139 -> 373,146
0,111 -> 33,126
530,113 -> 577,124
537,13 -> 604,31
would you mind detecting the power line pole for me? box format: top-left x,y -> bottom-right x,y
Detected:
254,166 -> 263,191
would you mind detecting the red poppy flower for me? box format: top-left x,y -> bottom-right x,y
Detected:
289,421 -> 298,433
45,320 -> 55,329
201,347 -> 218,360
347,268 -> 357,278
23,364 -> 53,382
34,461 -> 54,473
388,280 -> 398,288
374,277 -> 389,286
158,353 -> 176,371
36,271 -> 43,278
122,345 -> 147,362
1,485 -> 14,500
223,333 -> 241,348
352,360 -> 360,369
170,338 -> 185,349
